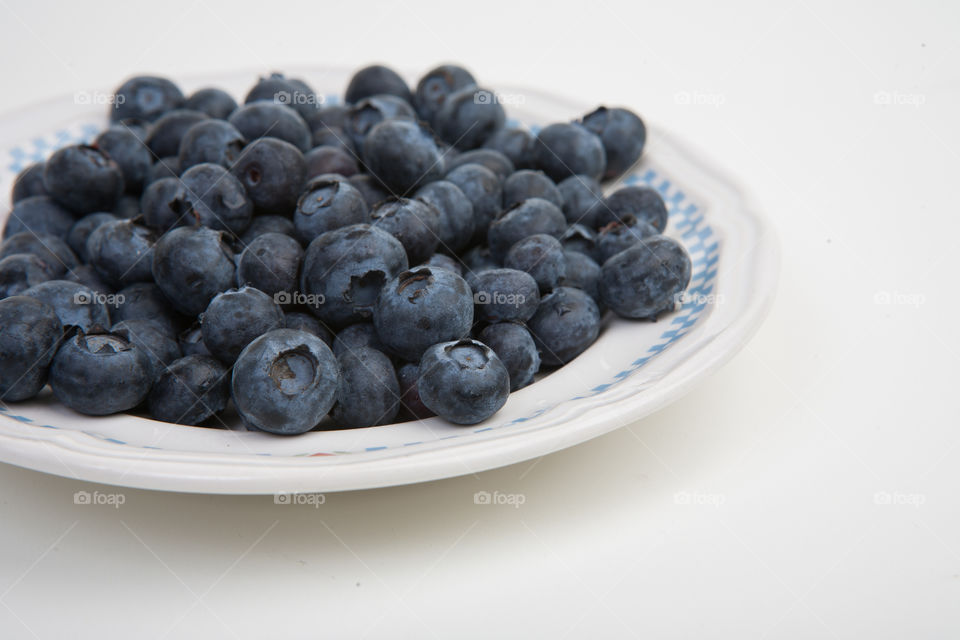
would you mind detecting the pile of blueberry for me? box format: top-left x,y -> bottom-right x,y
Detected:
0,64 -> 692,434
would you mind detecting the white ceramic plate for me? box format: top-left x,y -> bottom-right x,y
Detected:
0,68 -> 778,494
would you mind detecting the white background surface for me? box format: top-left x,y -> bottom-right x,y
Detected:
1,0 -> 958,638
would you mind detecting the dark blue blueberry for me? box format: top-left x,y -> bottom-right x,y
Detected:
487,197 -> 566,260
502,170 -> 564,210
22,280 -> 110,331
112,194 -> 141,219
111,76 -> 184,123
311,125 -> 356,154
483,126 -> 535,170
95,125 -> 153,192
228,102 -> 311,152
423,252 -> 462,276
467,268 -> 540,324
435,86 -> 505,150
332,322 -> 384,357
595,216 -> 659,264
503,234 -> 566,293
11,163 -> 48,203
580,106 -> 646,180
305,104 -> 349,132
178,322 -> 211,357
284,311 -> 332,345
444,163 -> 502,242
140,177 -> 188,232
85,219 -> 155,287
345,64 -> 413,105
528,286 -> 600,366
362,119 -> 444,196
344,95 -> 417,150
459,244 -> 500,275
532,123 -> 606,182
239,215 -> 297,246
67,213 -> 117,262
373,266 -> 474,362
49,331 -> 152,415
177,119 -> 246,170
152,226 -> 236,316
478,322 -> 540,391
230,138 -> 306,216
4,195 -> 76,240
0,254 -> 55,299
178,163 -> 254,235
146,156 -> 181,185
112,282 -> 181,336
444,149 -> 514,182
300,224 -> 408,328
397,361 -> 434,420
370,197 -> 440,264
201,286 -> 284,363
244,73 -> 320,121
417,339 -> 510,424
111,319 -> 181,381
237,232 -> 303,298
591,186 -> 668,232
148,355 -> 230,426
414,64 -> 476,125
145,109 -> 209,158
560,250 -> 602,303
293,178 -> 368,244
414,180 -> 475,255
557,175 -> 604,226
43,145 -> 123,215
64,265 -> 112,296
0,232 -> 78,276
184,87 -> 238,120
599,236 -> 692,319
348,174 -> 390,207
331,346 -> 400,428
0,295 -> 62,401
560,223 -> 599,260
305,145 -> 359,180
231,328 -> 339,435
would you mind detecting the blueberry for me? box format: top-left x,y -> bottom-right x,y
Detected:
228,102 -> 311,152
0,232 -> 78,276
478,322 -> 540,391
145,109 -> 209,158
444,149 -> 515,182
396,361 -> 434,420
64,264 -> 112,296
345,64 -> 412,105
146,156 -> 181,185
239,215 -> 297,246
532,123 -> 606,182
11,163 -> 48,203
230,138 -> 306,216
560,250 -> 602,303
112,194 -> 141,220
140,177 -> 188,232
444,163 -> 502,242
435,86 -> 505,150
237,232 -> 303,298
331,346 -> 400,428
22,280 -> 110,331
414,64 -> 476,125
112,282 -> 181,336
244,73 -> 320,121
111,319 -> 181,380
43,145 -> 123,215
293,178 -> 368,244
178,322 -> 211,357
4,195 -> 76,240
201,286 -> 284,363
184,87 -> 238,120
528,286 -> 600,366
93,126 -> 152,193
332,322 -> 385,357
599,236 -> 692,319
580,106 -> 646,180
148,355 -> 230,426
311,126 -> 356,154
417,339 -> 510,424
300,224 -> 408,328
348,174 -> 390,207
595,216 -> 659,264
557,175 -> 604,226
111,76 -> 185,123
503,234 -> 566,293
423,252 -> 462,276
178,119 -> 246,170
305,104 -> 349,132
85,219 -> 155,287
178,163 -> 254,235
152,226 -> 236,316
0,295 -> 62,401
502,170 -> 564,210
231,328 -> 339,435
362,119 -> 444,195
345,95 -> 417,149
67,212 -> 118,262
459,244 -> 500,275
305,146 -> 359,180
49,331 -> 152,415
0,254 -> 55,299
468,268 -> 540,323
487,197 -> 566,260
483,126 -> 535,170
370,197 -> 440,264
284,311 -> 332,344
414,180 -> 474,255
591,186 -> 668,232
373,266 -> 474,362
560,223 -> 598,260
